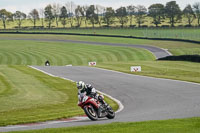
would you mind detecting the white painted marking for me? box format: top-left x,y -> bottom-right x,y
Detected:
161,48 -> 173,56
0,125 -> 28,129
28,66 -> 74,82
0,116 -> 89,130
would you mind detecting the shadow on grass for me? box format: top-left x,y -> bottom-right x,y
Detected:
158,55 -> 200,63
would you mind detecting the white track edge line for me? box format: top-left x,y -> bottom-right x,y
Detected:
161,48 -> 173,56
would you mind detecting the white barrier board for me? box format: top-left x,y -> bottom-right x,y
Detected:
66,64 -> 72,66
89,62 -> 96,66
131,66 -> 141,72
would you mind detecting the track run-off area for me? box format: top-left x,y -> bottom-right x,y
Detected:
1,66 -> 200,132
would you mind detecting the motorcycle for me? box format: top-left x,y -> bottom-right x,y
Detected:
78,93 -> 115,121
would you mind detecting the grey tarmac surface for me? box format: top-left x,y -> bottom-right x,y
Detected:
1,66 -> 200,132
1,38 -> 171,59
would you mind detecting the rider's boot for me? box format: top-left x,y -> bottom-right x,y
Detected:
102,101 -> 110,109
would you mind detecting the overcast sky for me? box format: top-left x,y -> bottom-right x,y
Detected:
0,0 -> 199,13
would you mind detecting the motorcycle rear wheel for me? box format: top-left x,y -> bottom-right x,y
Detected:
84,105 -> 98,121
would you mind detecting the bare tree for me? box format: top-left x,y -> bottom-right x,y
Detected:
96,5 -> 105,27
104,7 -> 115,27
165,1 -> 182,27
66,1 -> 77,27
86,5 -> 98,28
148,4 -> 165,27
135,5 -> 147,27
83,5 -> 89,27
183,4 -> 195,26
52,3 -> 61,27
127,5 -> 136,27
60,6 -> 68,28
44,4 -> 54,29
0,9 -> 12,29
75,5 -> 84,27
13,11 -> 26,28
39,8 -> 45,27
28,9 -> 39,28
193,2 -> 200,26
116,7 -> 128,27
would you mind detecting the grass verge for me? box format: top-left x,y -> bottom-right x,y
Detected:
97,61 -> 200,84
8,117 -> 200,133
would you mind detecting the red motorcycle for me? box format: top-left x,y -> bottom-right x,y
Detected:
78,93 -> 115,121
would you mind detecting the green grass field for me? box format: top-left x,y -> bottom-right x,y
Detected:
98,61 -> 200,83
1,27 -> 200,41
8,117 -> 200,133
0,65 -> 81,126
0,34 -> 199,131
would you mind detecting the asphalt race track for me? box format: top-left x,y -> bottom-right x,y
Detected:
1,66 -> 200,132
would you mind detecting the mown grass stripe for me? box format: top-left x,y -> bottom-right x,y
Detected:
12,51 -> 24,65
115,49 -> 129,61
0,52 -> 12,64
103,49 -> 119,62
18,51 -> 33,65
6,52 -> 19,65
0,65 -> 82,126
28,50 -> 52,65
0,53 -> 5,64
119,48 -> 137,61
35,48 -> 74,66
0,73 -> 12,96
48,47 -> 77,65
75,50 -> 97,63
28,50 -> 54,65
92,50 -> 114,62
0,40 -> 154,65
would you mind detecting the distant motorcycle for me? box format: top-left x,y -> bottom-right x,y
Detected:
78,93 -> 115,121
45,60 -> 50,66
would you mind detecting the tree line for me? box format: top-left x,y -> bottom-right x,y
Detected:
0,1 -> 200,29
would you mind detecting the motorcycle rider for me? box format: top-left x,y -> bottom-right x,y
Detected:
77,81 -> 108,117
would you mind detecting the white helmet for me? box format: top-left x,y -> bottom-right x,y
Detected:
77,81 -> 85,90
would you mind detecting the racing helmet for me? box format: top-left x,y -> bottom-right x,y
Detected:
77,81 -> 85,90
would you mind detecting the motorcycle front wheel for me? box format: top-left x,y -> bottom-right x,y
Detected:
84,105 -> 98,121
106,106 -> 115,119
